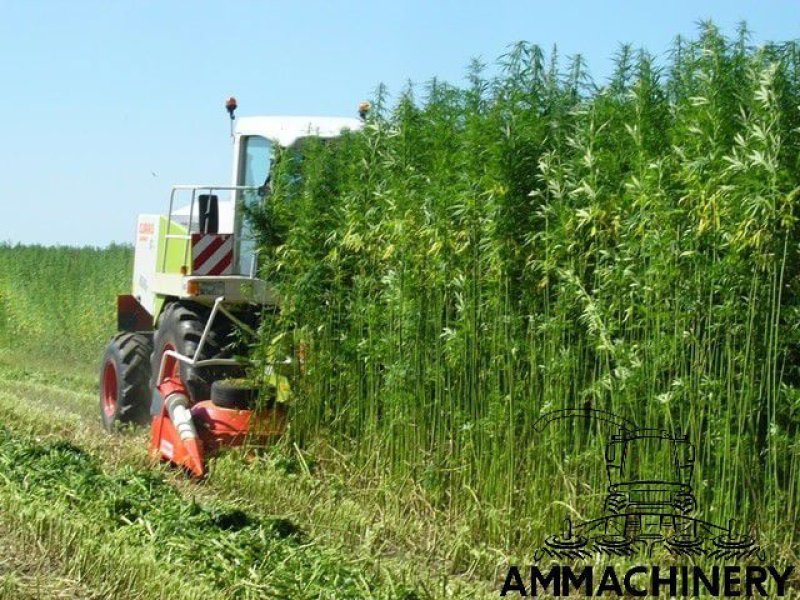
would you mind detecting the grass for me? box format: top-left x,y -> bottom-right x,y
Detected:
0,425 -> 427,599
0,522 -> 104,600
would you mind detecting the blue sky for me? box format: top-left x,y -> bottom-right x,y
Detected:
0,1 -> 798,247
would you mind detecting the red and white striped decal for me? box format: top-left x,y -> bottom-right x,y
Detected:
191,233 -> 233,275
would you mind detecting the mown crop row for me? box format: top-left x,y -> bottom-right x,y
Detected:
0,423 -> 423,599
251,23 -> 800,557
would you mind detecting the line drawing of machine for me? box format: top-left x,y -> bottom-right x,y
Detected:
533,409 -> 765,560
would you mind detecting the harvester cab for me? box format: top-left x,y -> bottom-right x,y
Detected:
100,100 -> 363,477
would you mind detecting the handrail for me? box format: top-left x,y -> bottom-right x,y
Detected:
157,297 -> 242,383
160,184 -> 259,273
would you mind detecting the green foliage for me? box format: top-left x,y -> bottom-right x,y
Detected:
0,244 -> 131,368
0,427 -> 418,599
251,24 -> 800,555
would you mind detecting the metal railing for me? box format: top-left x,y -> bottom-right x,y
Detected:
157,298 -> 239,383
157,296 -> 290,387
161,185 -> 259,273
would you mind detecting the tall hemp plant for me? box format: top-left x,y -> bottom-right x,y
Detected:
249,23 -> 800,559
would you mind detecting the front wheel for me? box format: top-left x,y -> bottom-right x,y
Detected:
150,301 -> 243,404
100,332 -> 153,432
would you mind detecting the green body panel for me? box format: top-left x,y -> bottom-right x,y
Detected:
151,216 -> 189,323
153,295 -> 168,324
156,216 -> 189,275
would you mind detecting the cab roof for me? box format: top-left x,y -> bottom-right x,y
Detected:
235,115 -> 364,147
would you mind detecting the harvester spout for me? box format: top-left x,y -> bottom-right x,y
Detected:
165,392 -> 205,477
166,393 -> 197,439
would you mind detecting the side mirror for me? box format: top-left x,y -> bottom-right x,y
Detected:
198,194 -> 219,234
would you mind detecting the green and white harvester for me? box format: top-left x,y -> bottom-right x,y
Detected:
99,99 -> 362,476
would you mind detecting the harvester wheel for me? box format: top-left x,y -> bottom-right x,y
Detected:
150,301 -> 242,404
100,332 -> 153,432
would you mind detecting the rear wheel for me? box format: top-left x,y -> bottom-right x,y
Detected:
150,301 -> 243,404
99,332 -> 153,431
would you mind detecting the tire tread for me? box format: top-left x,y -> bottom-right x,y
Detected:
100,332 -> 153,431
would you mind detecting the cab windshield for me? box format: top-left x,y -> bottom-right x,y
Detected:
236,135 -> 273,274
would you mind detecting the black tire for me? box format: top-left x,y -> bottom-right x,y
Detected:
210,379 -> 265,410
100,332 -> 153,432
150,301 -> 243,404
